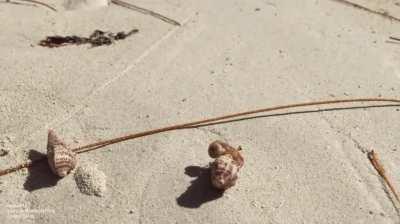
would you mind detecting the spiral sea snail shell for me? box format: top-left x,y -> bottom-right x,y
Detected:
208,140 -> 244,190
47,129 -> 77,177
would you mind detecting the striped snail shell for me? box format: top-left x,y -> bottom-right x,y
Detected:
209,141 -> 244,190
47,129 -> 77,177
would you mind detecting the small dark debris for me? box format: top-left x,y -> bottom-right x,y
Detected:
389,36 -> 400,43
0,149 -> 9,157
129,210 -> 134,214
39,29 -> 139,48
255,8 -> 261,11
369,210 -> 374,215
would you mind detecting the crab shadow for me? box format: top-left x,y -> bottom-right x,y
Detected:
176,166 -> 223,208
23,150 -> 61,192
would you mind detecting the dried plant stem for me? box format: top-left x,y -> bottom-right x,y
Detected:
368,150 -> 400,204
14,0 -> 56,11
389,36 -> 400,42
331,0 -> 400,23
73,98 -> 400,154
111,0 -> 180,26
0,157 -> 47,177
0,97 -> 399,177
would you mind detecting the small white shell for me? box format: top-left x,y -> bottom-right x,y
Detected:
209,141 -> 244,190
47,129 -> 77,177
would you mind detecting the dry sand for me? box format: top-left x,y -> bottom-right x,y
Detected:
0,0 -> 400,223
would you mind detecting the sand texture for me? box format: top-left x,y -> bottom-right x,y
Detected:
0,0 -> 400,223
74,162 -> 106,197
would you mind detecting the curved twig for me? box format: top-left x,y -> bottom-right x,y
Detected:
72,98 -> 400,154
0,97 -> 399,177
15,0 -> 56,11
111,0 -> 180,26
368,150 -> 400,205
331,0 -> 400,23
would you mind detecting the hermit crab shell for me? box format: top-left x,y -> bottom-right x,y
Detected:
47,130 -> 77,177
209,141 -> 244,190
208,140 -> 228,158
210,154 -> 240,190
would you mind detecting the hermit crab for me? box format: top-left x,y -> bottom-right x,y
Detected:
208,140 -> 244,190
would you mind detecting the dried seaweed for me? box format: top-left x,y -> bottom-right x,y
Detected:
39,29 -> 139,48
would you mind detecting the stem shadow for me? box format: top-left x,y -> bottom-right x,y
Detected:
23,150 -> 60,192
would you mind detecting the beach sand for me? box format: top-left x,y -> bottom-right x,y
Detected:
0,0 -> 399,223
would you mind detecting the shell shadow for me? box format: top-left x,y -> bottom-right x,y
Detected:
23,150 -> 61,192
176,165 -> 223,208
